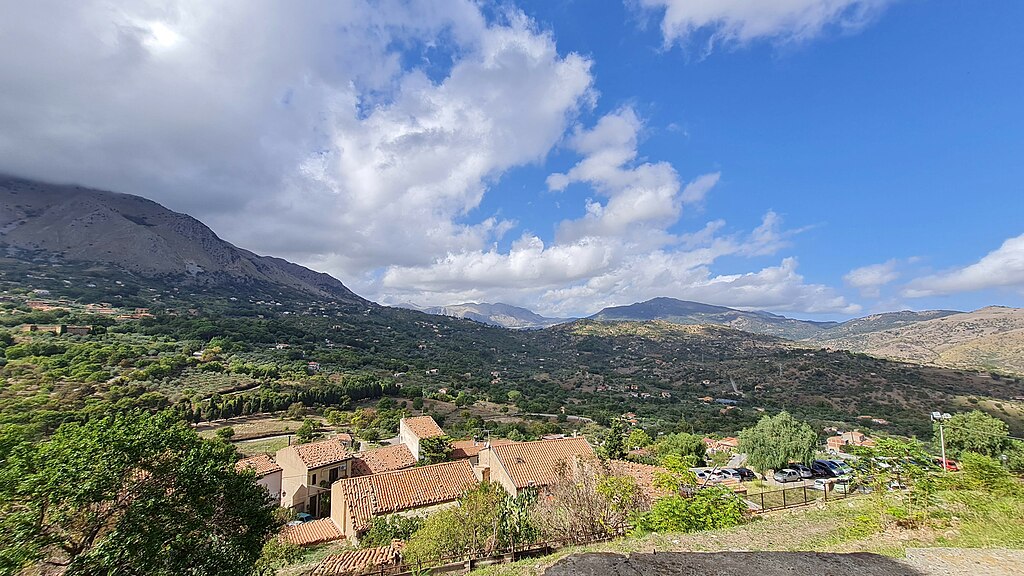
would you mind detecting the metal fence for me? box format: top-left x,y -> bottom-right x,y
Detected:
747,482 -> 858,513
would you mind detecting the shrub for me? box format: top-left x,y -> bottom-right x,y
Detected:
631,486 -> 748,535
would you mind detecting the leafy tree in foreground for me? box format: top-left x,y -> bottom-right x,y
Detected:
937,410 -> 1009,458
418,435 -> 453,465
738,411 -> 817,474
653,432 -> 707,465
0,411 -> 279,575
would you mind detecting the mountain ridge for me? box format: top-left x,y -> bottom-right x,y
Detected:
0,176 -> 364,304
400,301 -> 572,329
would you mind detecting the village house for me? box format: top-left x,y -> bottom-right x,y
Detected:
827,430 -> 876,453
330,459 -> 479,541
449,438 -> 514,465
477,436 -> 595,497
399,416 -> 445,461
703,437 -> 740,454
276,438 -> 352,515
235,454 -> 283,503
350,444 -> 416,477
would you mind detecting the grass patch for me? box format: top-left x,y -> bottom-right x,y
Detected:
235,436 -> 290,456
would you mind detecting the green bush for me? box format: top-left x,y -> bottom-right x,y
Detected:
631,486 -> 748,535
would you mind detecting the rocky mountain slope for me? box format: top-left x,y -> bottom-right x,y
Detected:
811,306 -> 1024,375
0,176 -> 364,303
406,302 -> 572,329
589,297 -> 837,340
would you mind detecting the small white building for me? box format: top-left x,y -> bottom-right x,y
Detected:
399,416 -> 445,461
236,454 -> 283,503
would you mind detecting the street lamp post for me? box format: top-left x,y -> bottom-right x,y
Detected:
931,411 -> 952,471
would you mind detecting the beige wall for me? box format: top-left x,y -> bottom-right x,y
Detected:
275,446 -> 309,510
399,420 -> 421,461
478,448 -> 518,496
258,470 -> 282,503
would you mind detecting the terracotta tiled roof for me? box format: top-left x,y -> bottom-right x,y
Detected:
607,460 -> 670,499
311,542 -> 404,576
351,444 -> 416,476
334,460 -> 478,533
280,518 -> 344,546
450,438 -> 514,460
401,416 -> 445,439
489,437 -> 594,489
289,438 -> 351,469
235,454 -> 282,477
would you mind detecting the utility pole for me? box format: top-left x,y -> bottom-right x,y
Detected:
931,411 -> 952,470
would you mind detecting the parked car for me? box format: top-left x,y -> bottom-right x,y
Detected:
789,463 -> 814,478
719,468 -> 743,481
933,457 -> 959,471
810,478 -> 832,491
286,512 -> 314,527
811,460 -> 841,477
833,475 -> 867,494
693,468 -> 724,482
830,459 -> 853,474
773,468 -> 801,483
734,467 -> 757,481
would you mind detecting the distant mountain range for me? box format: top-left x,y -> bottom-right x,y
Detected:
0,176 -> 364,304
396,302 -> 572,329
588,297 -> 837,340
809,306 -> 1024,375
4,176 -> 1022,376
584,297 -> 1024,375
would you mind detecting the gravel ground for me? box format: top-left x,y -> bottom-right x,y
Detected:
543,549 -> 1024,576
902,548 -> 1024,576
543,551 -> 923,576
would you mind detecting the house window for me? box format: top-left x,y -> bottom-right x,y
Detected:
311,473 -> 317,485
329,467 -> 339,483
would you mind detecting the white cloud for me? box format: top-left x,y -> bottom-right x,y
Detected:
903,234 -> 1024,298
0,1 -> 858,317
638,0 -> 893,49
844,259 -> 900,297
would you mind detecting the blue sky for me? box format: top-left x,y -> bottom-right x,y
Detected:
1,0 -> 1022,318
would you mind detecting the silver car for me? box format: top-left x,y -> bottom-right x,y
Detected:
773,468 -> 801,483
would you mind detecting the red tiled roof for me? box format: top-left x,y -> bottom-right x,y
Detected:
451,438 -> 514,460
402,416 -> 444,439
281,518 -> 344,546
351,444 -> 416,476
288,438 -> 350,469
311,542 -> 404,576
489,437 -> 594,489
334,460 -> 478,533
235,453 -> 282,477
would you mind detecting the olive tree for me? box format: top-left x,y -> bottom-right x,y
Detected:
738,411 -> 817,474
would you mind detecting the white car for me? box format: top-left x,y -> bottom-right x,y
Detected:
693,468 -> 724,482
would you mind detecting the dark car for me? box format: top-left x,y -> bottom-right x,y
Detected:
734,467 -> 757,481
789,463 -> 814,478
811,460 -> 840,477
